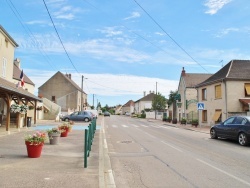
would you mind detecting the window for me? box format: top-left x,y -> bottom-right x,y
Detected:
202,110 -> 207,122
2,57 -> 7,78
224,117 -> 235,125
212,110 -> 222,122
202,88 -> 207,100
215,85 -> 222,99
244,83 -> 250,97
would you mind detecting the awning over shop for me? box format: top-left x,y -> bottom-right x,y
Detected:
212,111 -> 222,121
239,99 -> 250,106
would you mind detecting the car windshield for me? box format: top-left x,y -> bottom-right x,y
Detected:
245,117 -> 250,122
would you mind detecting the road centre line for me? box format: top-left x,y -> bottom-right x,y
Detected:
103,138 -> 107,149
196,158 -> 250,187
122,124 -> 128,127
161,141 -> 183,152
144,132 -> 156,138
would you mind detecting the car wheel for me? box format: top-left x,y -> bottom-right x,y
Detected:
238,132 -> 248,146
84,117 -> 89,122
64,118 -> 69,122
210,128 -> 217,139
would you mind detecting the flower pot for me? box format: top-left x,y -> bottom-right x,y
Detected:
48,133 -> 60,145
25,141 -> 44,158
60,129 -> 69,137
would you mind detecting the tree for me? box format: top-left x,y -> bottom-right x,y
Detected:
168,90 -> 178,119
152,93 -> 167,111
167,90 -> 178,106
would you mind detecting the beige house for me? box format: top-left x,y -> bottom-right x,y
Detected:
196,60 -> 250,127
134,92 -> 156,114
38,71 -> 87,112
122,100 -> 134,115
177,67 -> 212,122
0,25 -> 40,131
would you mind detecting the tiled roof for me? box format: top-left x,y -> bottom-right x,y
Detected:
196,60 -> 250,87
183,73 -> 212,88
13,64 -> 35,86
135,93 -> 156,102
0,77 -> 40,101
123,100 -> 134,107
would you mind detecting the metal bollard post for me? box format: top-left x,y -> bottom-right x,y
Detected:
84,129 -> 88,168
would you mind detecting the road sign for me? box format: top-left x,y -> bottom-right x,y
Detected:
197,102 -> 205,110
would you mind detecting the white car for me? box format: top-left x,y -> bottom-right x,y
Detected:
85,110 -> 98,119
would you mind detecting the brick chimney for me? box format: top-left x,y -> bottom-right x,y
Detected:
69,74 -> 71,79
181,67 -> 186,76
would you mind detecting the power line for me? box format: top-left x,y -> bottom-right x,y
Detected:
133,0 -> 210,73
42,0 -> 80,74
6,0 -> 57,71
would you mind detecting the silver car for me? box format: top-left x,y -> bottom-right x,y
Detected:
61,111 -> 93,122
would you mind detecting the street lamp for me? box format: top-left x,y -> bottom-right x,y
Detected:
81,76 -> 87,111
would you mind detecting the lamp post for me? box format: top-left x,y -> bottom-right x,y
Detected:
81,76 -> 87,111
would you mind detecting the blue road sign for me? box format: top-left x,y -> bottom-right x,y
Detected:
197,102 -> 205,110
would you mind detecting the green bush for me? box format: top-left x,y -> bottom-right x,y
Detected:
141,113 -> 146,118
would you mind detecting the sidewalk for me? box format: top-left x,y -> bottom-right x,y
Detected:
0,120 -> 100,188
147,118 -> 211,134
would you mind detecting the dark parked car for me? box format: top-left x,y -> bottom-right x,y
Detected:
210,116 -> 250,146
103,111 -> 110,117
61,111 -> 93,122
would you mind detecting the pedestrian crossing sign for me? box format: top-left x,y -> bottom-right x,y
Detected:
197,102 -> 204,110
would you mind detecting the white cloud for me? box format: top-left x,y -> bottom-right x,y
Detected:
214,27 -> 239,37
155,32 -> 164,36
98,27 -> 123,37
124,12 -> 141,20
27,69 -> 178,101
204,0 -> 232,15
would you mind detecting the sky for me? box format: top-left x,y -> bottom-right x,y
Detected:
1,0 -> 250,107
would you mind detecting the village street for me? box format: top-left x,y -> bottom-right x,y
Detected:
101,115 -> 250,188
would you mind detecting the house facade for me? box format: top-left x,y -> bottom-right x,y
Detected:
38,71 -> 87,112
177,67 -> 212,122
134,92 -> 156,114
196,60 -> 250,127
0,25 -> 40,131
122,100 -> 135,115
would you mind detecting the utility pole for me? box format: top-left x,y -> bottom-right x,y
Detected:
93,94 -> 94,108
155,81 -> 158,119
81,76 -> 83,111
156,81 -> 158,95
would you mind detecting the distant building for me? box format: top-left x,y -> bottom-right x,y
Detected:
176,67 -> 212,122
122,100 -> 135,115
38,71 -> 87,112
134,92 -> 156,114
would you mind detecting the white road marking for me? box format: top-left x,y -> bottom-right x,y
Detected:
107,169 -> 116,188
161,141 -> 183,152
103,138 -> 107,149
196,158 -> 250,187
112,125 -> 117,128
144,132 -> 156,138
140,124 -> 148,127
122,124 -> 128,127
131,124 -> 139,127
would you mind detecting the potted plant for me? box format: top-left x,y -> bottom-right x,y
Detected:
47,128 -> 61,145
24,131 -> 47,158
58,123 -> 72,137
191,119 -> 198,127
166,117 -> 172,123
180,118 -> 187,125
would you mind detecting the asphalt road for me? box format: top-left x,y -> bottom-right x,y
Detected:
102,115 -> 250,188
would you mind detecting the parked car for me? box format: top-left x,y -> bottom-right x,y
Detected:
61,111 -> 93,122
125,112 -> 131,116
103,111 -> 110,117
210,116 -> 250,146
85,110 -> 98,119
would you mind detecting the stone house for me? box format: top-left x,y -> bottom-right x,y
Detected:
122,100 -> 135,115
176,67 -> 212,122
0,25 -> 40,132
38,71 -> 87,113
196,60 -> 250,127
